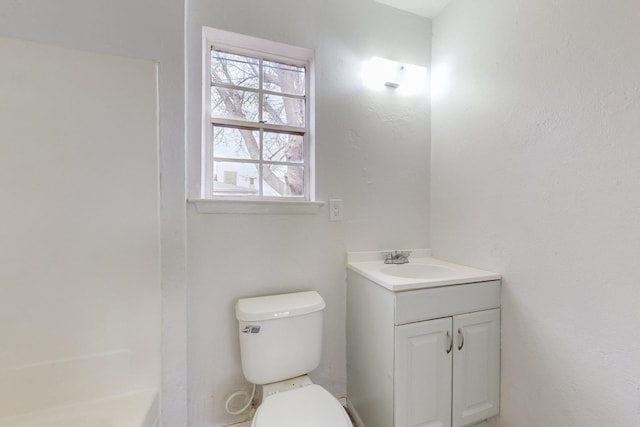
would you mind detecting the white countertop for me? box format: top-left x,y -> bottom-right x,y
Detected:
347,250 -> 501,292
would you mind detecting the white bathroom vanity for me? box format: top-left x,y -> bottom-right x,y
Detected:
346,250 -> 501,427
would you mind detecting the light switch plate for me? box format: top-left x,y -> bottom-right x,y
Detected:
329,199 -> 343,221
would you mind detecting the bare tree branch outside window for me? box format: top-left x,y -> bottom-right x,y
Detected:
210,50 -> 307,197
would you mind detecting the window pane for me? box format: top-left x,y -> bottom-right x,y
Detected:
263,164 -> 304,197
263,60 -> 305,96
263,132 -> 303,163
213,127 -> 260,160
263,94 -> 305,127
212,87 -> 259,122
211,50 -> 259,89
213,161 -> 259,196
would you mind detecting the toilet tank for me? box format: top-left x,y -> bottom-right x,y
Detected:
236,291 -> 326,385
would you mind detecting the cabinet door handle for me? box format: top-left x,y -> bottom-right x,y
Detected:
446,331 -> 453,354
457,328 -> 464,350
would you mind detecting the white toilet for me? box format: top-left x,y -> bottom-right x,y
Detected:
236,291 -> 353,427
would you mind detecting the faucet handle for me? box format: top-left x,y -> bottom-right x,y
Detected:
395,251 -> 411,264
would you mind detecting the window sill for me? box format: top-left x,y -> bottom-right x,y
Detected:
189,199 -> 325,215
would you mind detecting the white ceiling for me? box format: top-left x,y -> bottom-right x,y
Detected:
374,0 -> 452,18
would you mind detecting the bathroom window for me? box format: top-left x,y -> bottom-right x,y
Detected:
203,28 -> 314,200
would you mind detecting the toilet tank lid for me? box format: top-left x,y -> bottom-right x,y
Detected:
236,291 -> 326,322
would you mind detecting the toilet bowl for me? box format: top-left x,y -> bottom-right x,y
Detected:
236,291 -> 353,427
253,380 -> 351,427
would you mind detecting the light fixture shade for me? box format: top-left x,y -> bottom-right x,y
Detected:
362,56 -> 427,94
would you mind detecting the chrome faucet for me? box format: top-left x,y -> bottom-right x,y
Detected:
384,251 -> 411,264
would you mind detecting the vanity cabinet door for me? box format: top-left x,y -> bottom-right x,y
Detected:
452,309 -> 501,427
395,317 -> 453,427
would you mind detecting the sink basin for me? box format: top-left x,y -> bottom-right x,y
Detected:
347,252 -> 502,291
380,264 -> 457,279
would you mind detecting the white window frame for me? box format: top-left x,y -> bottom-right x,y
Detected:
202,27 -> 315,202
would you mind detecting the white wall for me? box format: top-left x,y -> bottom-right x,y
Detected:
0,2 -> 187,425
186,1 -> 431,425
431,1 -> 640,425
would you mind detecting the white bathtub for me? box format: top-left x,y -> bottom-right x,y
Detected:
0,389 -> 158,427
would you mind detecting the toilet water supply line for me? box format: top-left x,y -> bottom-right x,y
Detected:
225,383 -> 257,415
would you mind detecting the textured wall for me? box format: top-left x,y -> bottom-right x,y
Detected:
431,1 -> 640,425
185,1 -> 431,425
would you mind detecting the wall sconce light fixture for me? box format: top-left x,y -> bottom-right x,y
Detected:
362,56 -> 427,94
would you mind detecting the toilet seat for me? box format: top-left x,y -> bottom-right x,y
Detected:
252,384 -> 353,427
